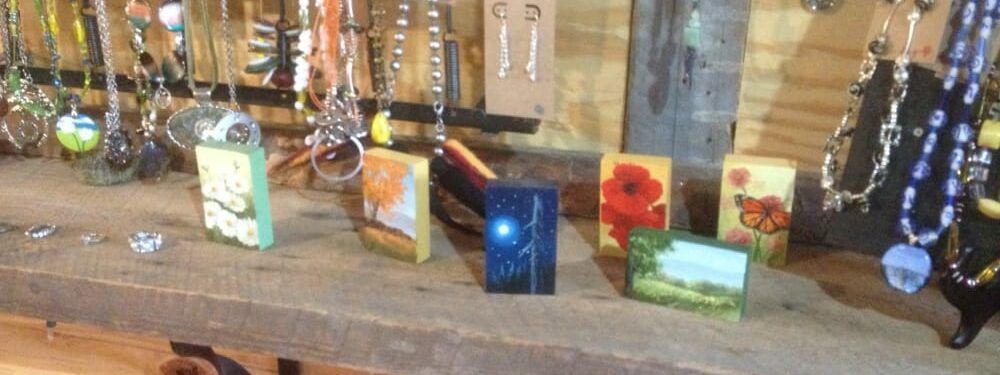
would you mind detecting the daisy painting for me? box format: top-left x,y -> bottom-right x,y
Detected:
196,142 -> 274,250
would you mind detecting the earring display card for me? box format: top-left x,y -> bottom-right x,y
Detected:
626,228 -> 750,322
485,179 -> 559,294
195,141 -> 274,250
599,153 -> 672,258
717,155 -> 797,267
483,0 -> 556,120
362,148 -> 431,264
864,0 -> 953,69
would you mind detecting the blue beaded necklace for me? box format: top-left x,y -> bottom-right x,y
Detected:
882,0 -> 1000,294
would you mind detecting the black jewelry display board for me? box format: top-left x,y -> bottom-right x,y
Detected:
826,60 -> 1000,258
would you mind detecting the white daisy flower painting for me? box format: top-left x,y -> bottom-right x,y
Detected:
195,142 -> 274,250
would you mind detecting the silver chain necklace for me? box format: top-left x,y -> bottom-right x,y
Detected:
1,0 -> 55,152
428,0 -> 446,155
212,0 -> 262,146
95,0 -> 134,168
821,0 -> 929,212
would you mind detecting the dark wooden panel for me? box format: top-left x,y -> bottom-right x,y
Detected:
624,0 -> 750,166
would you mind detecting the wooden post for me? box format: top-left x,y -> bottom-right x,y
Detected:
623,0 -> 750,168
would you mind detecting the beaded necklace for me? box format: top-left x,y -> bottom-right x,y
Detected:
882,0 -> 1000,294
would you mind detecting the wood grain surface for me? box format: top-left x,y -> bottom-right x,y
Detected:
0,157 -> 996,373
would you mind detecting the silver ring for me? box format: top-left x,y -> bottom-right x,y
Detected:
310,131 -> 365,183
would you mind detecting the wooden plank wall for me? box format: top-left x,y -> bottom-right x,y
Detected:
13,0 -> 632,154
735,0 -> 876,171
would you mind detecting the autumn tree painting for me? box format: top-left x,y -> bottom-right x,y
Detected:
363,156 -> 408,223
361,149 -> 431,264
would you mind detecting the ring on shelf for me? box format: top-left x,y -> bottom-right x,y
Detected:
309,128 -> 365,182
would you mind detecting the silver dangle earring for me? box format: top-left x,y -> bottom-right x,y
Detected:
496,3 -> 510,79
525,5 -> 539,82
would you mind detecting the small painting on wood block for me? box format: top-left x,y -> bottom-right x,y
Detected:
627,228 -> 749,322
362,148 -> 430,263
485,179 -> 559,294
717,155 -> 797,266
196,141 -> 274,250
599,153 -> 671,258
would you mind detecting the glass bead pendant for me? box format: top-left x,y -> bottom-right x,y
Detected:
56,113 -> 101,152
213,111 -> 261,146
104,128 -> 134,169
157,0 -> 183,32
136,134 -> 171,180
371,111 -> 392,146
881,243 -> 933,294
126,0 -> 153,30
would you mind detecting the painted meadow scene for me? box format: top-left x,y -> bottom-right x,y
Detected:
362,148 -> 430,263
196,142 -> 273,250
599,153 -> 671,258
627,228 -> 749,322
485,180 -> 558,294
717,155 -> 796,266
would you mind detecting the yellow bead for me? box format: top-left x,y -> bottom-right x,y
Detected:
978,198 -> 1000,219
371,112 -> 392,145
977,120 -> 1000,150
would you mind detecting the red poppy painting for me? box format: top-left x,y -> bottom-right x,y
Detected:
599,154 -> 672,257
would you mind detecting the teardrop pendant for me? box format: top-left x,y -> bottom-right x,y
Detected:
881,243 -> 932,294
104,128 -> 134,169
371,111 -> 393,146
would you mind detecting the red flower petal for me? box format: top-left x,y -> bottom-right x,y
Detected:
613,163 -> 650,182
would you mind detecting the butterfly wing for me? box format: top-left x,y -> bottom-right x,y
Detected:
757,209 -> 791,234
735,195 -> 769,231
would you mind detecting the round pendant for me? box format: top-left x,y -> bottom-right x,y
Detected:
212,111 -> 262,146
165,105 -> 231,149
2,85 -> 54,151
157,0 -> 184,32
56,113 -> 101,152
881,243 -> 933,294
371,112 -> 392,145
137,135 -> 171,180
104,128 -> 134,169
126,0 -> 153,30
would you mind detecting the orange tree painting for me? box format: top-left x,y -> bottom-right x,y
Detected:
725,167 -> 791,263
601,163 -> 666,251
363,157 -> 408,224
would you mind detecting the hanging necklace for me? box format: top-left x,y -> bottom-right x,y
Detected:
127,0 -> 172,180
308,0 -> 366,182
428,0 -> 447,155
92,0 -> 132,168
882,0 -> 1000,294
1,0 -> 56,152
367,0 -> 409,146
246,0 -> 300,89
212,0 -> 262,146
35,0 -> 99,154
157,0 -> 185,83
68,0 -> 92,100
165,0 -> 231,150
293,0 -> 313,113
821,0 -> 926,212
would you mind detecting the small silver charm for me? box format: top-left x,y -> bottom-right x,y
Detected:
25,224 -> 58,239
129,231 -> 163,253
81,232 -> 106,246
0,223 -> 16,234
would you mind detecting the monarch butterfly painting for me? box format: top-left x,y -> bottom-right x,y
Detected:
735,194 -> 791,235
717,155 -> 797,266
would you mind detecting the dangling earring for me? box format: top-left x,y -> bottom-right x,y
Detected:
496,3 -> 510,79
525,6 -> 539,82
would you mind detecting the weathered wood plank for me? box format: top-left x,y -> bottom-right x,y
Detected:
0,158 -> 996,373
624,0 -> 749,167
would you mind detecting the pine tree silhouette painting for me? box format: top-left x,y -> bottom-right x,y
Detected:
485,180 -> 558,294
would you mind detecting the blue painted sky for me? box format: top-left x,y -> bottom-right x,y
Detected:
380,168 -> 417,238
656,240 -> 747,289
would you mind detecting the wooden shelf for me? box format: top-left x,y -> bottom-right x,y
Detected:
0,157 -> 996,373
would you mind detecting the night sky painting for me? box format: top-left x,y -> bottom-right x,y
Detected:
485,179 -> 559,295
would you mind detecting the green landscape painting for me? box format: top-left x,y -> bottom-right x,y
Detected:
626,228 -> 750,322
